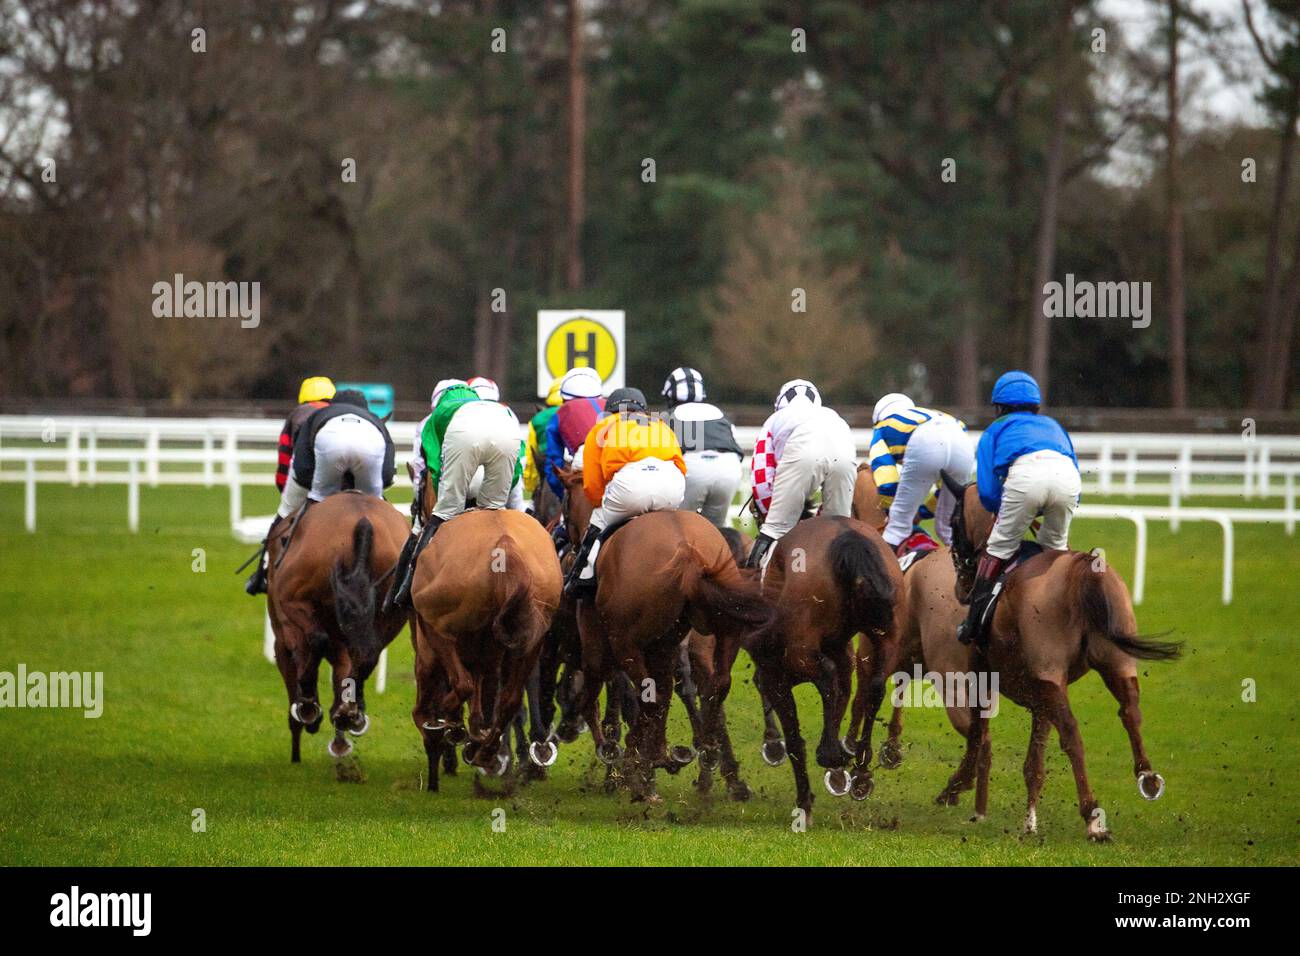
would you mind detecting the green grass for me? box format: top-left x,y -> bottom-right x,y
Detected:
0,483 -> 1296,866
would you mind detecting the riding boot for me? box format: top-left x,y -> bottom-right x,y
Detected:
743,532 -> 777,571
957,554 -> 1007,646
390,515 -> 446,610
563,525 -> 602,598
244,514 -> 286,595
551,519 -> 569,554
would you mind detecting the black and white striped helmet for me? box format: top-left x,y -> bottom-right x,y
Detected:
662,366 -> 706,405
775,379 -> 821,409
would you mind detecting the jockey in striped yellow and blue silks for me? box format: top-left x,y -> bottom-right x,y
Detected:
868,393 -> 973,553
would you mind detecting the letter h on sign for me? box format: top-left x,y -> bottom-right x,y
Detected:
567,330 -> 598,370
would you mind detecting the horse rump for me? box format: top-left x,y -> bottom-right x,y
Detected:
330,516 -> 380,664
828,528 -> 895,638
1076,555 -> 1182,661
671,541 -> 774,635
488,534 -> 537,651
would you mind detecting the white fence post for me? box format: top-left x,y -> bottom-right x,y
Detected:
203,433 -> 214,488
1126,448 -> 1137,496
147,428 -> 161,487
87,429 -> 98,486
1215,516 -> 1234,605
67,426 -> 80,487
376,648 -> 388,694
24,458 -> 36,532
127,459 -> 139,533
1286,472 -> 1296,536
1132,513 -> 1147,605
1099,441 -> 1113,495
1259,445 -> 1271,497
229,457 -> 242,528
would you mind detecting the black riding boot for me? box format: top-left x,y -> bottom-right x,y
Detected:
743,532 -> 777,571
389,515 -> 445,611
957,554 -> 1007,646
244,515 -> 286,595
563,525 -> 602,598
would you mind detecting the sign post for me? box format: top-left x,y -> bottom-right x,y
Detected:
536,310 -> 625,397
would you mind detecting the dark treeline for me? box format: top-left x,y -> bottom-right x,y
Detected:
1,0 -> 1297,410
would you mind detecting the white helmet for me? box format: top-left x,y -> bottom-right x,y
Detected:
873,392 -> 913,424
560,366 -> 603,400
430,378 -> 468,408
467,375 -> 500,402
775,379 -> 821,409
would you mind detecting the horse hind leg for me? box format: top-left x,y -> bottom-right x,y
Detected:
1021,711 -> 1051,836
765,669 -> 812,821
1098,664 -> 1164,801
1044,681 -> 1107,841
879,704 -> 905,770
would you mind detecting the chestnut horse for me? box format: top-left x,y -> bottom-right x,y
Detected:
267,491 -> 410,763
748,515 -> 903,822
557,469 -> 773,802
941,474 -> 1181,840
410,508 -> 562,788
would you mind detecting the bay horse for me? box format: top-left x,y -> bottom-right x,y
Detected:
557,468 -> 773,802
748,515 -> 903,822
267,491 -> 410,763
940,473 -> 1182,840
409,508 -> 562,789
848,466 -> 972,773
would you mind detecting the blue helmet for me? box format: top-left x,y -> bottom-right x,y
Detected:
991,370 -> 1041,407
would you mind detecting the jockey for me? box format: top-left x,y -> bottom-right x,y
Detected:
543,367 -> 606,499
869,393 -> 974,555
390,378 -> 524,609
743,379 -> 856,571
662,366 -> 744,527
564,387 -> 687,597
245,388 -> 394,595
524,376 -> 564,506
275,376 -> 335,492
467,375 -> 528,512
957,370 -> 1081,645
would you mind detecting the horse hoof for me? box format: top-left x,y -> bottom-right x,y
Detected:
878,741 -> 903,770
823,768 -> 851,797
840,737 -> 856,758
328,736 -> 353,759
1087,813 -> 1111,843
529,741 -> 558,768
727,780 -> 752,803
1023,809 -> 1038,835
761,739 -> 787,767
446,724 -> 469,744
347,713 -> 370,737
698,747 -> 720,772
556,721 -> 581,744
669,745 -> 697,768
596,741 -> 623,765
935,789 -> 960,807
850,772 -> 875,801
477,750 -> 510,778
1137,771 -> 1165,801
463,740 -> 480,764
291,700 -> 321,725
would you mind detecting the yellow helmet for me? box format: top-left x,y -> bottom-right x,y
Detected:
298,376 -> 336,404
545,376 -> 564,407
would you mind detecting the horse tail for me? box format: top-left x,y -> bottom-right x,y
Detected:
828,528 -> 895,638
331,517 -> 380,663
489,534 -> 535,651
672,540 -> 774,634
1076,556 -> 1182,662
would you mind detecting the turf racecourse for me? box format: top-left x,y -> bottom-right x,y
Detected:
0,483 -> 1295,866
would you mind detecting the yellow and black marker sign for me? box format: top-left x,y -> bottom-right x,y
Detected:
536,310 -> 625,396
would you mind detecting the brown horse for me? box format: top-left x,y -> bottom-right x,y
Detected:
748,515 -> 903,821
848,467 -> 973,773
267,491 -> 410,763
409,508 -> 562,788
941,474 -> 1182,839
557,468 -> 773,802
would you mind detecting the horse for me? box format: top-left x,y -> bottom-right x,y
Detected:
409,508 -> 563,789
267,491 -> 410,764
556,467 -> 773,803
747,515 -> 903,822
940,472 -> 1182,840
847,466 -> 971,772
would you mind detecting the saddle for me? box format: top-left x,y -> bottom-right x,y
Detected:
976,539 -> 1045,629
896,529 -> 939,573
